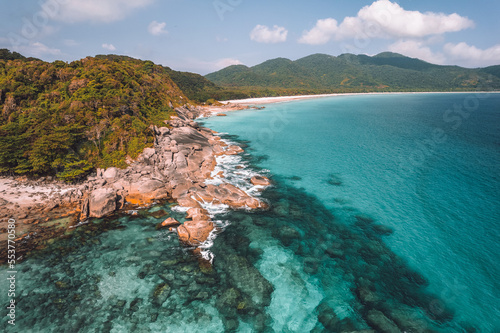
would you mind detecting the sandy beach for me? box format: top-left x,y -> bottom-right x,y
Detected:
222,91 -> 500,106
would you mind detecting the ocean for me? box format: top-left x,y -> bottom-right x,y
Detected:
1,93 -> 498,332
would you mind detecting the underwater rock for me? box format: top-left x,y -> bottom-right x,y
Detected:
152,283 -> 171,307
366,309 -> 400,333
220,253 -> 273,307
217,288 -> 241,312
356,286 -> 380,305
274,225 -> 301,246
326,173 -> 342,186
150,209 -> 168,218
372,224 -> 394,236
316,301 -> 340,331
326,247 -> 345,259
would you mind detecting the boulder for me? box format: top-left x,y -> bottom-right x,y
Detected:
89,188 -> 117,218
177,219 -> 214,246
250,176 -> 271,186
186,208 -> 210,221
103,167 -> 118,179
158,127 -> 170,136
156,217 -> 181,230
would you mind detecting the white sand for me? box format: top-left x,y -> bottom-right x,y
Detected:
222,91 -> 499,106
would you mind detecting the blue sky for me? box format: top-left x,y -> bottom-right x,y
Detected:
1,0 -> 499,74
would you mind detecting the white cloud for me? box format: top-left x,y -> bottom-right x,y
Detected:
6,42 -> 62,58
102,43 -> 116,51
389,40 -> 446,64
43,0 -> 154,23
250,25 -> 288,44
148,21 -> 168,36
299,0 -> 474,44
298,18 -> 338,45
214,58 -> 243,69
443,42 -> 500,67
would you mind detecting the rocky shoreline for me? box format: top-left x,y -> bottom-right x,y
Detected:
0,102 -> 270,263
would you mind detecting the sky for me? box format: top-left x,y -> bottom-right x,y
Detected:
1,0 -> 499,74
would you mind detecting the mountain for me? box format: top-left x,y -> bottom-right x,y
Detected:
206,52 -> 500,93
0,53 -> 195,181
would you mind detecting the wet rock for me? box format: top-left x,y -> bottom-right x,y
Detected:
156,217 -> 181,230
186,207 -> 210,221
366,309 -> 400,333
152,283 -> 171,307
250,176 -> 271,186
225,145 -> 244,155
89,188 -> 117,218
177,219 -> 214,246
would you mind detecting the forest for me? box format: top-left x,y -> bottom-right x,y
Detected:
0,50 -> 189,181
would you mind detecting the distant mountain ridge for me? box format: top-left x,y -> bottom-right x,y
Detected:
206,52 -> 500,93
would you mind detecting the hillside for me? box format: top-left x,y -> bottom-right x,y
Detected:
206,52 -> 500,93
0,51 -> 192,181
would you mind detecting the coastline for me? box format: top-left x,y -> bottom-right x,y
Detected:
0,103 -> 270,264
222,90 -> 500,106
2,89 -> 497,262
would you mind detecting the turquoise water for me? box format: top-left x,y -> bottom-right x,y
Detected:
1,93 -> 498,332
203,93 -> 500,331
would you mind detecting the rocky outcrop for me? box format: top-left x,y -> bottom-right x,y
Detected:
88,188 -> 117,218
0,103 -> 268,261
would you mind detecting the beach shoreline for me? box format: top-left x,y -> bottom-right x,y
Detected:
222,90 -> 500,106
